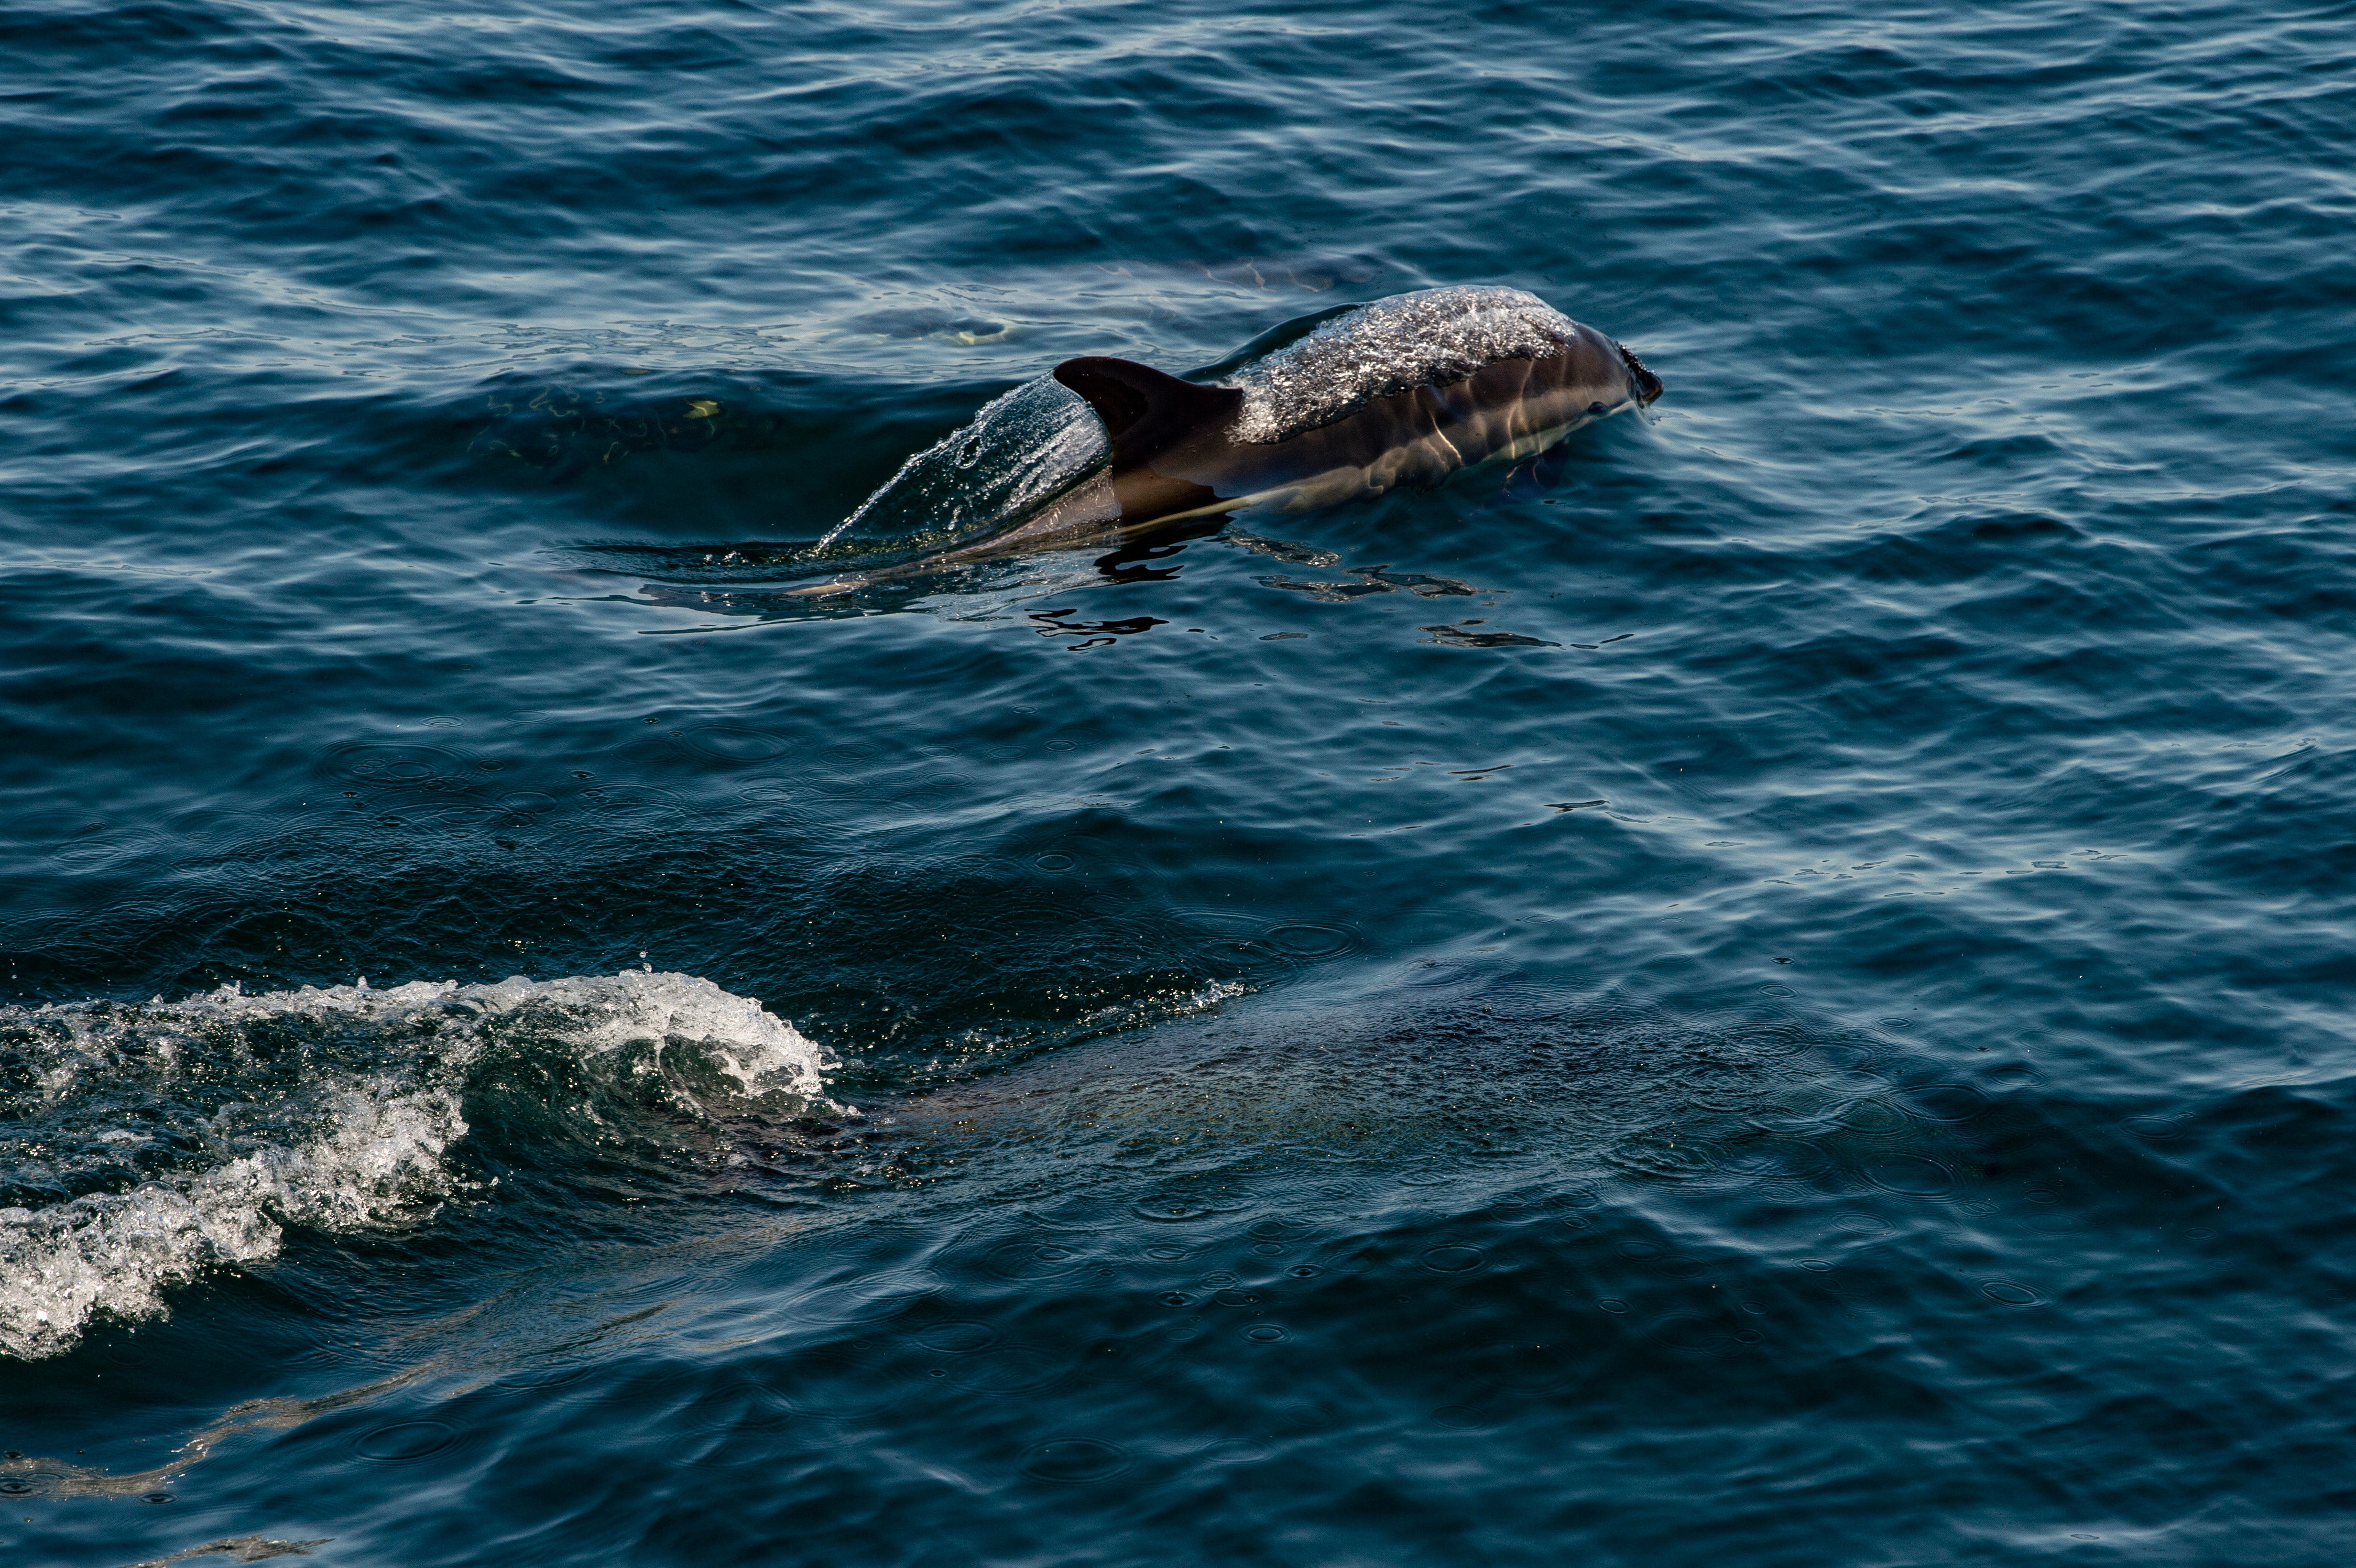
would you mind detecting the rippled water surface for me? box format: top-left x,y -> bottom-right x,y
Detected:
6,0 -> 2355,1563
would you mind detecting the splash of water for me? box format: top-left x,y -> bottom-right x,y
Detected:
817,374 -> 1110,555
0,970 -> 833,1359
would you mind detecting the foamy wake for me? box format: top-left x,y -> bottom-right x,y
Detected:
0,971 -> 833,1360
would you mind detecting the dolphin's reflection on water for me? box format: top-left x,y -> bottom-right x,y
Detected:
600,527 -> 1222,636
595,527 -> 1499,642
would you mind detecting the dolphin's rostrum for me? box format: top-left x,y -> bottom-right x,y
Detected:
798,287 -> 1660,594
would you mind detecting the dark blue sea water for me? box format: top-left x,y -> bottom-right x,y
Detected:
6,0 -> 2355,1562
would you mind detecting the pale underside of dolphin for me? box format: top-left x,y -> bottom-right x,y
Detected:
792,286 -> 1662,596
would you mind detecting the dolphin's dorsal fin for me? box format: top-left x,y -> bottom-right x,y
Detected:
1053,357 -> 1242,465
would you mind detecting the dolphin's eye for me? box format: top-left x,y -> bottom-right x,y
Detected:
958,436 -> 983,467
1588,401 -> 1609,415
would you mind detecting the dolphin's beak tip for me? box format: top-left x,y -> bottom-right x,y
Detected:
1618,343 -> 1663,407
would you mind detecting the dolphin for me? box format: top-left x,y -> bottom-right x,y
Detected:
794,286 -> 1661,595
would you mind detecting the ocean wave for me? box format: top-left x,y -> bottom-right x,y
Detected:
0,970 -> 834,1360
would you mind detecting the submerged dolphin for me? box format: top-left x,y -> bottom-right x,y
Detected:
795,287 -> 1661,594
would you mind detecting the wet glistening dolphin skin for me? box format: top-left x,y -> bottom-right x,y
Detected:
796,286 -> 1662,594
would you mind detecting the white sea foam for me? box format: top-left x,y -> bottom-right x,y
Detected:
1224,285 -> 1580,444
0,971 -> 832,1360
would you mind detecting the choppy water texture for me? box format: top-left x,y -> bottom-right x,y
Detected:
4,0 -> 2354,1563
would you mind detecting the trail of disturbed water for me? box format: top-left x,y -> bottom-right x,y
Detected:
0,971 -> 830,1359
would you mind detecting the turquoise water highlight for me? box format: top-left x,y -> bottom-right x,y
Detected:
4,1 -> 2355,1562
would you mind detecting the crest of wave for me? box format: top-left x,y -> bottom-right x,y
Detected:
0,970 -> 831,1360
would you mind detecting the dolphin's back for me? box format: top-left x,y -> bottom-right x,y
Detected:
1272,346 -> 1631,468
1127,289 -> 1656,515
1224,286 -> 1592,445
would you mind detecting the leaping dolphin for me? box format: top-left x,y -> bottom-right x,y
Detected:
794,286 -> 1661,595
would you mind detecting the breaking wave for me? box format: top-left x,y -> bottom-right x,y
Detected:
0,970 -> 834,1360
